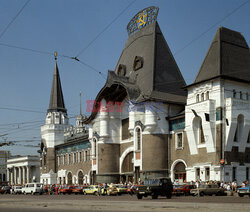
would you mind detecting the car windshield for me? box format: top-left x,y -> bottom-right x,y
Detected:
144,179 -> 160,185
174,185 -> 183,188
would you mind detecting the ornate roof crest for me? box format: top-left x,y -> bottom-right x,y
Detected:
127,6 -> 159,36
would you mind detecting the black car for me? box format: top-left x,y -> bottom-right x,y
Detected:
136,177 -> 173,199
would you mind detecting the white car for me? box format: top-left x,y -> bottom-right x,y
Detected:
22,183 -> 42,195
12,186 -> 23,194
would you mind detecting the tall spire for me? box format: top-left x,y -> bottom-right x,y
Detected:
47,52 -> 67,113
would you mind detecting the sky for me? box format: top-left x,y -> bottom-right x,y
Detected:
0,0 -> 249,156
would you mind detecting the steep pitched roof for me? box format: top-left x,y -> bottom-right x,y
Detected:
192,27 -> 250,85
113,21 -> 187,102
84,21 -> 187,124
47,61 -> 67,113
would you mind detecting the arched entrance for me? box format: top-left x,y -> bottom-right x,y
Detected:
121,151 -> 134,183
173,162 -> 186,183
67,172 -> 72,185
78,171 -> 83,185
171,159 -> 187,184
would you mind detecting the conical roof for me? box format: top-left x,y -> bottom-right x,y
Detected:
113,21 -> 187,103
47,62 -> 67,113
193,27 -> 250,85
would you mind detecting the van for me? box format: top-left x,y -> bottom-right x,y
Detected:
22,183 -> 42,195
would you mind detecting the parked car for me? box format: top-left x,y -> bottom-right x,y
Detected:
190,184 -> 225,196
99,186 -> 118,196
237,184 -> 250,197
172,184 -> 196,196
136,178 -> 173,199
83,185 -> 99,195
0,187 -> 5,194
12,186 -> 23,194
3,186 -> 11,194
22,183 -> 42,195
71,186 -> 86,194
113,184 -> 127,195
59,185 -> 74,195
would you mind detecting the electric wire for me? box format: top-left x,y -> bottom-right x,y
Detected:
0,0 -> 31,40
75,0 -> 137,58
173,0 -> 250,56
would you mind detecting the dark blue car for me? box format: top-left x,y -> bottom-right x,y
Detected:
238,184 -> 250,197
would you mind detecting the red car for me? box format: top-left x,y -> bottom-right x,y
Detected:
71,186 -> 87,194
59,186 -> 74,195
172,184 -> 196,196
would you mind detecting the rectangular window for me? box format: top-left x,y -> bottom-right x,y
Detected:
84,150 -> 88,161
68,154 -> 71,164
196,168 -> 200,181
63,155 -> 66,165
122,118 -> 129,140
247,131 -> 250,143
246,167 -> 249,181
232,167 -> 236,181
79,152 -> 82,162
176,133 -> 183,149
73,153 -> 76,163
205,167 -> 210,181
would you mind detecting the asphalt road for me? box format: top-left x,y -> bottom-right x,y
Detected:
0,194 -> 250,212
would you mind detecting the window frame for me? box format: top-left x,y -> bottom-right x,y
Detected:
175,132 -> 184,150
134,126 -> 142,151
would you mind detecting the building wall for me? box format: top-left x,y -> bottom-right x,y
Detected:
142,134 -> 168,171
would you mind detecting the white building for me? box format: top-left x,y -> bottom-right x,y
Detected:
170,27 -> 250,184
7,155 -> 40,185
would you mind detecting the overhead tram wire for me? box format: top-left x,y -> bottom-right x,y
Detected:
0,0 -> 31,40
0,0 -> 248,81
173,0 -> 250,56
75,0 -> 137,58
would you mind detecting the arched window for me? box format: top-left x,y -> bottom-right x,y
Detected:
196,94 -> 199,103
135,127 -> 141,151
240,91 -> 243,99
193,116 -> 205,144
206,91 -> 209,100
234,115 -> 244,142
201,93 -> 204,101
93,138 -> 97,157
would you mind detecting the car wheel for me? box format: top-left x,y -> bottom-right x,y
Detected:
137,194 -> 142,199
152,193 -> 158,199
166,193 -> 172,199
238,193 -> 244,197
199,192 -> 204,197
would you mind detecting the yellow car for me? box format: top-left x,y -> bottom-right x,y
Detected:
83,185 -> 99,195
113,184 -> 127,195
99,186 -> 118,196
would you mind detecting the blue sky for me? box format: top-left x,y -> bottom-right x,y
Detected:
0,0 -> 249,155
